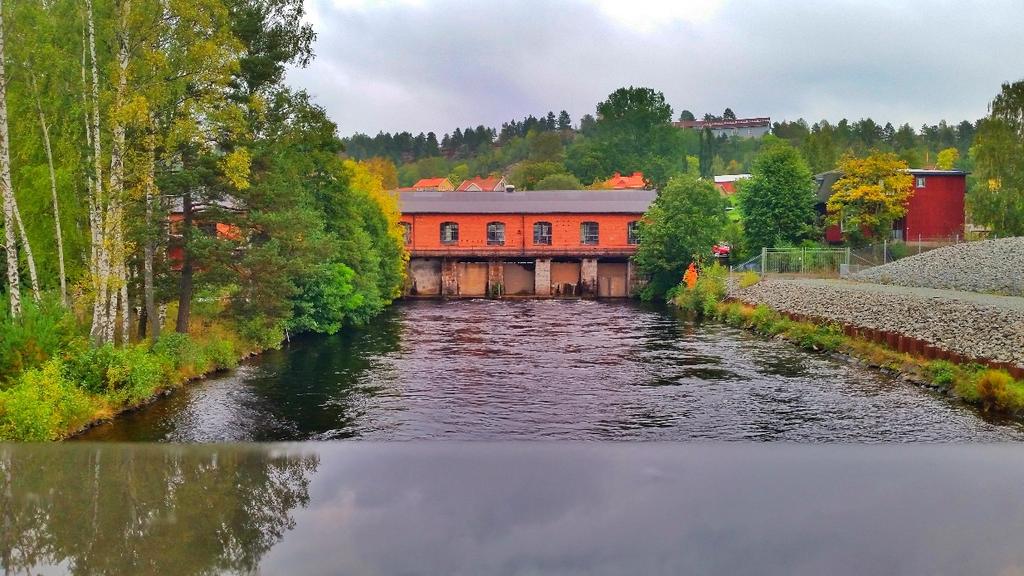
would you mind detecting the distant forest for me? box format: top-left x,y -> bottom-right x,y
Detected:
341,94 -> 978,190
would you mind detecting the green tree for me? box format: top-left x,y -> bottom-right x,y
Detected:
509,161 -> 564,190
634,175 -> 728,299
564,136 -> 608,184
685,155 -> 700,175
557,110 -> 571,130
448,163 -> 469,186
969,80 -> 1024,236
567,86 -> 684,184
534,173 -> 583,190
526,130 -> 563,162
737,142 -> 816,252
802,121 -> 838,173
288,263 -> 358,335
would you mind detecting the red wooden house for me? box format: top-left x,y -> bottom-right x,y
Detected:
816,169 -> 966,243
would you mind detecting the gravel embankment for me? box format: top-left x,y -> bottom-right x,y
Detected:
851,237 -> 1024,296
729,278 -> 1024,369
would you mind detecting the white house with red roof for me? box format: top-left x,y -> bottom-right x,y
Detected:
456,175 -> 508,192
397,177 -> 455,192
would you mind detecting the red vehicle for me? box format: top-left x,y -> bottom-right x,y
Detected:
712,243 -> 731,258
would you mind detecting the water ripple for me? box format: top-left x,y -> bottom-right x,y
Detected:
77,299 -> 1024,442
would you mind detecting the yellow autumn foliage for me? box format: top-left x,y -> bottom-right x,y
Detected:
346,159 -> 409,264
826,152 -> 914,238
361,157 -> 399,190
936,147 -> 959,170
219,148 -> 251,190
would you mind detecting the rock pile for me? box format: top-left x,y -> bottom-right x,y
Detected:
852,237 -> 1024,296
729,279 -> 1024,369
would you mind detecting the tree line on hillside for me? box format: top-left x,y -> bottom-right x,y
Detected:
0,0 -> 406,434
341,110 -> 583,168
342,91 -> 979,191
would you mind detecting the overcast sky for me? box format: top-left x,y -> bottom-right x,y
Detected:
286,0 -> 1024,137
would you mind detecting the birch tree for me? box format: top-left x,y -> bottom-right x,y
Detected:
107,0 -> 130,345
4,0 -> 80,309
29,70 -> 67,305
85,0 -> 109,343
0,1 -> 21,317
11,200 -> 39,301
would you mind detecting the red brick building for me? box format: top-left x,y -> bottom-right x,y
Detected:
817,169 -> 967,243
167,198 -> 243,270
399,189 -> 654,297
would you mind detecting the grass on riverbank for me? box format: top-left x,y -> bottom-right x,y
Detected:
671,268 -> 1024,416
0,299 -> 263,441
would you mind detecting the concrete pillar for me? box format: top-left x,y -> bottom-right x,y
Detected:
487,260 -> 504,298
441,258 -> 459,297
580,258 -> 598,296
627,259 -> 646,296
534,258 -> 551,296
403,259 -> 413,296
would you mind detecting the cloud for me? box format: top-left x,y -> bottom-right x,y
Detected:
286,0 -> 1024,136
591,0 -> 726,32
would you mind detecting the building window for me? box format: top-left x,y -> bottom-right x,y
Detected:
533,221 -> 552,245
627,221 -> 640,245
580,221 -> 599,245
198,222 -> 218,237
440,221 -> 459,244
400,222 -> 411,245
916,176 -> 927,188
487,222 -> 505,246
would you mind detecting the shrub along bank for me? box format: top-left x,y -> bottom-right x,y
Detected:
671,267 -> 1024,416
0,300 -> 259,441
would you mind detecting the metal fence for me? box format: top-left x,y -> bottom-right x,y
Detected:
733,235 -> 991,279
759,247 -> 851,277
851,234 -> 970,268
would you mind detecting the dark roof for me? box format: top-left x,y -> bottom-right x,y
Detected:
814,169 -> 967,204
906,169 -> 968,176
168,195 -> 243,213
814,171 -> 842,204
398,189 -> 657,214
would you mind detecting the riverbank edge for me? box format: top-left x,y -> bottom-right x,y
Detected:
677,294 -> 1024,416
61,346 -> 268,441
0,324 -> 285,442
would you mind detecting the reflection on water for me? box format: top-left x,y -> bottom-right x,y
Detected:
78,299 -> 1024,442
0,444 -> 317,575
7,443 -> 1024,575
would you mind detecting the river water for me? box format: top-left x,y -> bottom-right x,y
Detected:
78,299 -> 1024,442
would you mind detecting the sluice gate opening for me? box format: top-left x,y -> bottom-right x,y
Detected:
405,257 -> 638,298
